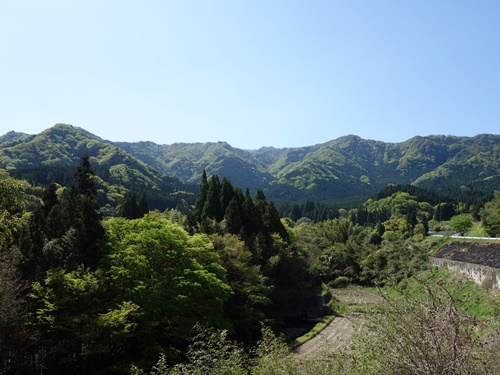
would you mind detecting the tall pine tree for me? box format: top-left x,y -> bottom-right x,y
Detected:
60,154 -> 105,269
203,175 -> 223,221
194,170 -> 208,222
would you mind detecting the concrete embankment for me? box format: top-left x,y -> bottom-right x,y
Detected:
431,241 -> 500,289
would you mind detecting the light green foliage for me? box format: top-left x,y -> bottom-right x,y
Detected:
133,326 -> 338,375
105,213 -> 232,352
27,266 -> 128,371
366,192 -> 418,218
359,240 -> 428,284
449,213 -> 474,235
480,192 -> 500,237
98,301 -> 141,337
0,169 -> 28,247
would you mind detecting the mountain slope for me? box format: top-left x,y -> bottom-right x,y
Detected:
262,134 -> 500,203
115,140 -> 274,192
1,124 -> 499,207
0,124 -> 194,210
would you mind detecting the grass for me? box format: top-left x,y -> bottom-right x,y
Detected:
395,268 -> 500,319
288,315 -> 336,349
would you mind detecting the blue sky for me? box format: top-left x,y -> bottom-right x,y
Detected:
1,1 -> 499,149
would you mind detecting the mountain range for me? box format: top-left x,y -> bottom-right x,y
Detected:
1,124 -> 499,209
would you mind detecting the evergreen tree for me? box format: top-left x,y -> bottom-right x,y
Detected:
21,183 -> 63,279
224,197 -> 243,235
41,182 -> 59,217
265,202 -> 289,243
254,189 -> 268,217
203,175 -> 223,221
118,192 -> 141,219
138,191 -> 149,216
220,177 -> 234,216
233,187 -> 245,211
73,154 -> 97,197
241,189 -> 260,237
194,170 -> 209,222
60,155 -> 105,270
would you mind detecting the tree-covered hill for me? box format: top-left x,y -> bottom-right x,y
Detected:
1,124 -> 499,208
115,132 -> 500,205
0,124 -> 195,211
267,134 -> 500,204
115,140 -> 275,192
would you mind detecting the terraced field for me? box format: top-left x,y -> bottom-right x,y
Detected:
293,288 -> 382,358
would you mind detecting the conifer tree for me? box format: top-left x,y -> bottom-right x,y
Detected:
138,192 -> 149,216
194,170 -> 208,222
220,177 -> 234,215
265,202 -> 289,242
241,189 -> 260,237
118,192 -> 141,219
203,175 -> 223,221
59,155 -> 105,269
254,189 -> 268,217
224,197 -> 243,235
21,182 -> 62,279
41,182 -> 59,217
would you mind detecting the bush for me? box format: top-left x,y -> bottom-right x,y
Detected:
349,280 -> 495,374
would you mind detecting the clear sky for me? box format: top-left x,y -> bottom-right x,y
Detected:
1,1 -> 499,149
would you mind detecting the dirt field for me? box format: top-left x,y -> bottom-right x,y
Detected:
433,241 -> 500,268
293,288 -> 382,358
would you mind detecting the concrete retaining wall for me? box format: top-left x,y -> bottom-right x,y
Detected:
430,257 -> 500,290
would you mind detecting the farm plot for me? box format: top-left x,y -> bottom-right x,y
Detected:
293,288 -> 382,358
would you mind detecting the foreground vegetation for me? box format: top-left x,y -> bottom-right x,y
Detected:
135,270 -> 500,374
1,155 -> 499,374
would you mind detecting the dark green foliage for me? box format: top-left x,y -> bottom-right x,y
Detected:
118,192 -> 141,219
194,169 -> 208,221
203,175 -> 223,221
434,202 -> 456,221
264,202 -> 289,243
20,156 -> 105,277
138,191 -> 149,215
59,156 -> 105,269
190,174 -> 310,334
220,177 -> 234,214
241,189 -> 261,238
210,234 -> 272,343
224,198 -> 243,235
3,126 -> 500,374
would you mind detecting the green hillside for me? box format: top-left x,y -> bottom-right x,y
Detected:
0,124 -> 194,211
115,140 -> 275,192
1,124 -> 499,208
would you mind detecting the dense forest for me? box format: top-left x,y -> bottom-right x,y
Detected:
1,150 -> 500,374
1,124 -> 500,209
1,124 -> 500,373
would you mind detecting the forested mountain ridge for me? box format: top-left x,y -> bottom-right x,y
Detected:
115,140 -> 274,192
118,132 -> 500,204
1,124 -> 499,207
0,124 -> 194,210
